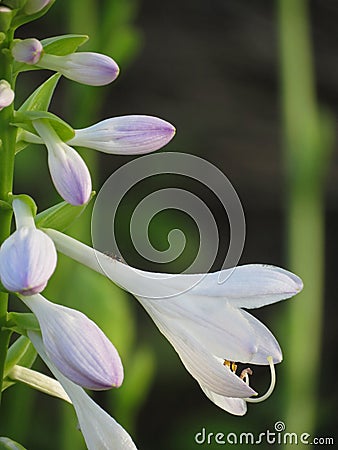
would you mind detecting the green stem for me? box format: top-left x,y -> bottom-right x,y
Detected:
278,0 -> 332,445
0,29 -> 17,404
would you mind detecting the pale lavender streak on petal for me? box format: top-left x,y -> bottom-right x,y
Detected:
69,115 -> 176,154
25,295 -> 123,390
48,143 -> 92,206
29,332 -> 138,450
39,52 -> 119,86
0,228 -> 56,294
12,39 -> 43,65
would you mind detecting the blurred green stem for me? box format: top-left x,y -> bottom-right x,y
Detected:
278,0 -> 332,443
0,30 -> 16,404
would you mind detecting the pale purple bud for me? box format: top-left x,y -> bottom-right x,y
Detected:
68,115 -> 176,154
24,0 -> 52,14
0,199 -> 57,295
23,294 -> 124,390
12,38 -> 43,65
0,79 -> 14,111
37,52 -> 119,86
33,120 -> 92,206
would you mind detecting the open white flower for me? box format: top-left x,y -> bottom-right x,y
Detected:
29,332 -> 138,450
0,198 -> 57,295
46,229 -> 303,415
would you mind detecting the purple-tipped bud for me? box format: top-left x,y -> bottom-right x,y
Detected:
24,0 -> 52,14
12,38 -> 43,65
37,52 -> 120,86
24,294 -> 124,390
68,115 -> 176,155
0,79 -> 14,111
0,198 -> 57,295
33,120 -> 92,206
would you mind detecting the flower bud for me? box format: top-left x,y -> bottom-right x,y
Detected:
24,295 -> 124,390
0,79 -> 14,111
37,52 -> 119,86
33,120 -> 92,206
12,38 -> 43,65
24,0 -> 52,14
0,199 -> 57,295
68,115 -> 176,154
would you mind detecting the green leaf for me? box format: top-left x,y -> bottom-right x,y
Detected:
0,437 -> 27,450
18,73 -> 61,113
6,313 -> 40,335
41,34 -> 89,56
13,111 -> 75,142
35,193 -> 95,231
4,335 -> 37,378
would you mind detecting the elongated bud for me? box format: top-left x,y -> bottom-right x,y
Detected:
37,52 -> 119,86
24,0 -> 52,14
23,295 -> 124,390
33,120 -> 92,206
0,198 -> 57,295
68,115 -> 176,154
0,79 -> 14,111
12,38 -> 43,65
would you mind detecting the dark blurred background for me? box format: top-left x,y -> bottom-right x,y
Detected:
3,0 -> 338,449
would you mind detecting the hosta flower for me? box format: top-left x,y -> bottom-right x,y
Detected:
11,38 -> 120,86
29,331 -> 137,450
0,198 -> 56,295
67,115 -> 176,155
12,38 -> 43,65
20,293 -> 123,390
33,119 -> 92,206
0,79 -> 15,111
47,229 -> 303,415
22,114 -> 176,155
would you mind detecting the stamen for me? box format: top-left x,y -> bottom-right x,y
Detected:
245,356 -> 276,403
223,360 -> 237,373
240,367 -> 253,383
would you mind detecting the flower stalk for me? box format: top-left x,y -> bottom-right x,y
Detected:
0,28 -> 17,405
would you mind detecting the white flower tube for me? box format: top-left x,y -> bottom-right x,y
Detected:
67,115 -> 176,154
0,199 -> 57,295
33,119 -> 92,206
29,332 -> 137,450
46,229 -> 303,415
0,79 -> 15,111
20,294 -> 123,390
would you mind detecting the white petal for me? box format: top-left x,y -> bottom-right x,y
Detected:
200,384 -> 247,415
183,264 -> 303,308
29,332 -> 138,450
0,79 -> 14,111
140,297 -> 256,398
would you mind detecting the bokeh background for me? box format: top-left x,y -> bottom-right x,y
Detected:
1,0 -> 338,448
